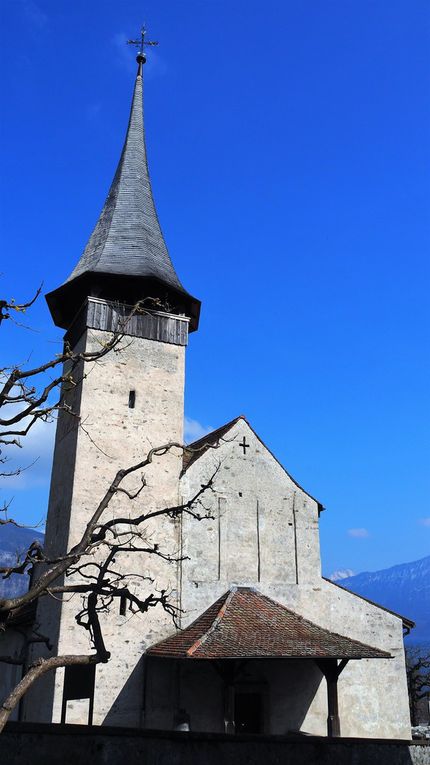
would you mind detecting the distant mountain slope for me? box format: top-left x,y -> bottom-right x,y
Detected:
0,524 -> 44,599
338,555 -> 430,644
2,525 -> 429,647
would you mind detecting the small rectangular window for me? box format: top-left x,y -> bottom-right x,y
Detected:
128,390 -> 136,409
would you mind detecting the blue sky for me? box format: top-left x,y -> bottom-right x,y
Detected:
1,0 -> 429,577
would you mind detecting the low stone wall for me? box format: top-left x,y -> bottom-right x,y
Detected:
2,722 -> 430,765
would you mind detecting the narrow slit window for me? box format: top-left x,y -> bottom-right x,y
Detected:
119,593 -> 127,616
128,390 -> 136,409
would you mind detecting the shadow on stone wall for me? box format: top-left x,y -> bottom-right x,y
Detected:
102,655 -> 324,734
102,657 -> 144,727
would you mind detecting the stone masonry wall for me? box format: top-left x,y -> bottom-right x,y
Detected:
177,418 -> 411,739
23,325 -> 186,726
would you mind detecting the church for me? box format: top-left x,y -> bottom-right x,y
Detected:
12,39 -> 412,738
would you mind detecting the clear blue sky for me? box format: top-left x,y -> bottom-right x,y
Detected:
1,0 -> 429,577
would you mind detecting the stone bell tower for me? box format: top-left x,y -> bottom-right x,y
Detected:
24,40 -> 200,726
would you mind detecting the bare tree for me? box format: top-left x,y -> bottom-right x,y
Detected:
406,646 -> 430,727
0,288 -> 134,487
0,292 -> 220,731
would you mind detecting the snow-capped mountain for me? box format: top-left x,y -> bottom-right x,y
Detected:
337,555 -> 430,644
1,524 -> 429,646
329,569 -> 355,582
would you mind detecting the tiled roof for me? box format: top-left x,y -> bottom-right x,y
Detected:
147,587 -> 391,660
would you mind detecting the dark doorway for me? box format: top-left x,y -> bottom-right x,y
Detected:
234,691 -> 263,734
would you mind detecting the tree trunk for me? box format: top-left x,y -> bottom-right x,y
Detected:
0,653 -> 102,733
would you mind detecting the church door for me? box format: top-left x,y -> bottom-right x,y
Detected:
234,691 -> 263,734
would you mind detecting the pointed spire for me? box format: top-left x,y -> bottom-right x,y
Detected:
46,53 -> 200,331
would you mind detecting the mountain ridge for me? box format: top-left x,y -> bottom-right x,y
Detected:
334,554 -> 430,644
1,526 -> 428,644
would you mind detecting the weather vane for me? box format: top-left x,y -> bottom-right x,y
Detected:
127,25 -> 158,63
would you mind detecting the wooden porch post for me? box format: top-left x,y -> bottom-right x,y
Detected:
212,660 -> 236,733
223,661 -> 236,734
326,663 -> 340,737
316,659 -> 348,737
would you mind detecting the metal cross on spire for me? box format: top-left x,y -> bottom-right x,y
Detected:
127,25 -> 158,65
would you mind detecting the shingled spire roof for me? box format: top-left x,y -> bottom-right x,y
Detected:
46,54 -> 200,331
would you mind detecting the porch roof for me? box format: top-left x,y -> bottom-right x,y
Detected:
146,587 -> 391,661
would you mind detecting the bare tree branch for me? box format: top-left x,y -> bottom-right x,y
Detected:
0,291 -> 225,732
0,287 -> 42,326
0,653 -> 102,730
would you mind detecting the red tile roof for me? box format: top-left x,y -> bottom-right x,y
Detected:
147,588 -> 391,660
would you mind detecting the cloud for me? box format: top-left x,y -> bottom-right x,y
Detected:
329,569 -> 355,582
1,405 -> 55,491
144,48 -> 168,80
3,406 -> 213,486
113,32 -> 137,75
18,0 -> 48,30
418,518 -> 430,527
184,417 -> 213,444
347,528 -> 370,539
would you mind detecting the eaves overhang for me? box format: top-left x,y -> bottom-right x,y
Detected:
46,271 -> 201,333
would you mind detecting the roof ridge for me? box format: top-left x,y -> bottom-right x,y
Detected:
187,589 -> 235,657
181,416 -> 246,474
185,416 -> 245,450
323,577 -> 415,628
182,417 -> 324,510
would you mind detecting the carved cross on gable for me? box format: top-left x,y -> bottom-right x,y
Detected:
239,436 -> 250,455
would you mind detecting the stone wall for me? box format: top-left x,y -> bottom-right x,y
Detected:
180,417 -> 322,605
2,723 -> 429,765
178,417 -> 411,739
23,323 -> 187,726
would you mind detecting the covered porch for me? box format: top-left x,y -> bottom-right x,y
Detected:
144,587 -> 391,737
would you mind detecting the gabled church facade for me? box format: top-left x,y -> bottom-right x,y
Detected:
17,46 -> 412,738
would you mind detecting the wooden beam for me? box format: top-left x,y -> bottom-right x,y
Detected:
211,660 -> 236,734
326,664 -> 340,737
316,658 -> 349,737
